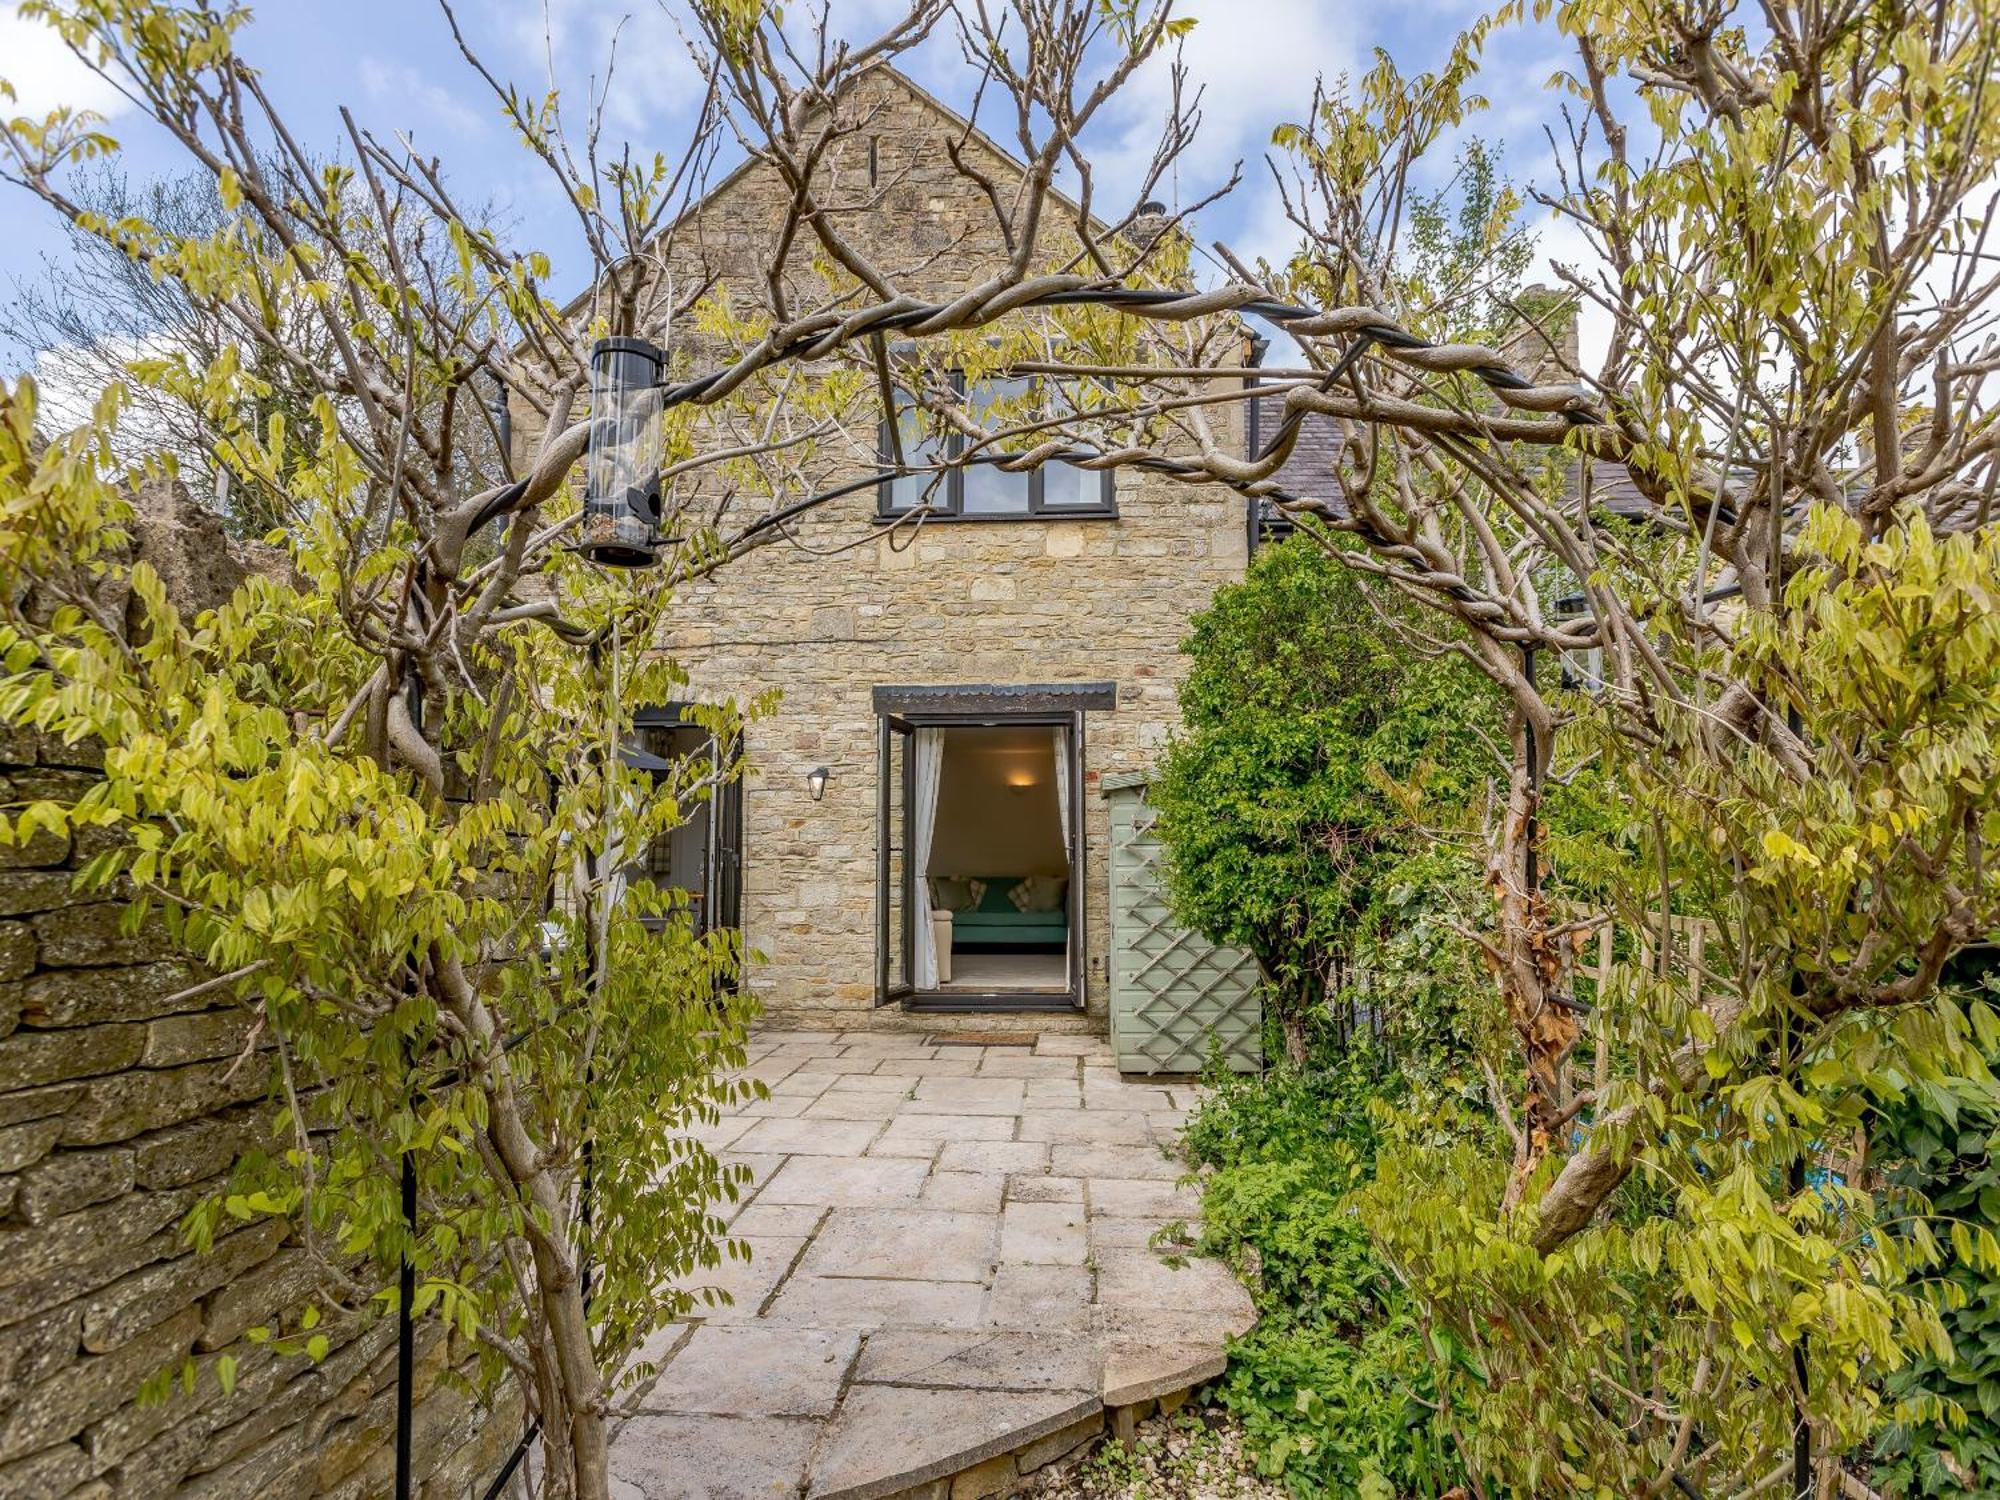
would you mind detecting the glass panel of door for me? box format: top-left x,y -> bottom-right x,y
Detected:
877,716 -> 913,1003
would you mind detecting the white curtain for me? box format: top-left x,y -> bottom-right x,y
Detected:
1053,726 -> 1071,860
912,728 -> 945,989
1053,725 -> 1074,990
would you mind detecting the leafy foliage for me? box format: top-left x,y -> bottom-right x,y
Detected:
1152,537 -> 1497,1063
0,375 -> 760,1438
1872,995 -> 2000,1497
1227,0 -> 2000,1485
1182,1051 -> 1469,1498
1353,502 -> 2000,1495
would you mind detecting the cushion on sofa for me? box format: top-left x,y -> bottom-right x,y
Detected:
945,875 -> 1070,946
928,876 -> 985,912
1006,874 -> 1067,913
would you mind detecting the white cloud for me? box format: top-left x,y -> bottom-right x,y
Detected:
29,330 -> 204,471
1084,0 -> 1357,213
358,57 -> 489,140
500,0 -> 702,139
0,10 -> 130,120
472,0 -> 1358,285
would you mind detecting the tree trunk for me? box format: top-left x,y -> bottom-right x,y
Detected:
532,1230 -> 609,1500
434,952 -> 611,1500
1270,958 -> 1323,1069
489,1092 -> 609,1500
1280,1007 -> 1311,1068
1528,989 -> 1748,1254
1491,728 -> 1578,1200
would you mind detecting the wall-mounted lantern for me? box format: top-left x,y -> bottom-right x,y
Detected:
806,765 -> 831,802
581,336 -> 666,568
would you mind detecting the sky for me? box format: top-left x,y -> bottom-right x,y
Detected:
0,0 -> 1595,377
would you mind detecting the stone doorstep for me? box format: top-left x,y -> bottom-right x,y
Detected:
759,1007 -> 1101,1041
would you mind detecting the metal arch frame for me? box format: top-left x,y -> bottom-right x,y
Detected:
645,288 -> 1577,416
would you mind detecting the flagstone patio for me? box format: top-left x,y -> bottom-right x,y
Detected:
608,1028 -> 1256,1500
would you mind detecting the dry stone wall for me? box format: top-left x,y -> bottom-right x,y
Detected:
0,487 -> 518,1499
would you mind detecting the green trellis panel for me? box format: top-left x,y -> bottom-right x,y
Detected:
1103,774 -> 1264,1074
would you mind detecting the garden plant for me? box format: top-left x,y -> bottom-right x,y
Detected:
5,0 -> 2000,1495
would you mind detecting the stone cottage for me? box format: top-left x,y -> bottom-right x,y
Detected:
543,66 -> 1614,1042
558,66 -> 1272,1033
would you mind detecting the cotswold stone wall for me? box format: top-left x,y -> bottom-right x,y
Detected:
669,468 -> 1246,1025
520,68 -> 1256,1024
0,491 -> 519,1499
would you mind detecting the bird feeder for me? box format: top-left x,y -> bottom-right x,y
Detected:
581,336 -> 666,567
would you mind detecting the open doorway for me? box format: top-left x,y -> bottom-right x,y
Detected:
878,703 -> 1086,1010
926,726 -> 1071,993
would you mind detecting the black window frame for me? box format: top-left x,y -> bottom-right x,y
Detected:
875,371 -> 1118,522
628,704 -> 742,941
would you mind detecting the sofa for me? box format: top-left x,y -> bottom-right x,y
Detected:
943,875 -> 1069,948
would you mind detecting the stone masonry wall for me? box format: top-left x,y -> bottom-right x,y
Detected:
0,491 -> 520,1499
668,462 -> 1247,1027
522,68 -> 1257,1025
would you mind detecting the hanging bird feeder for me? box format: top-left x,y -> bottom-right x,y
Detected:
580,336 -> 667,567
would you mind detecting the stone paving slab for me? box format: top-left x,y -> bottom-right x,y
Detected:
612,1413 -> 823,1500
639,1325 -> 859,1417
805,1385 -> 1100,1500
850,1329 -> 1098,1392
799,1208 -> 998,1282
611,1027 -> 1253,1500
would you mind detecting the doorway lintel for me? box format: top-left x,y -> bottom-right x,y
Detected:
871,682 -> 1116,717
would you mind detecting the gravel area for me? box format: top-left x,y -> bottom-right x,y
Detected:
1016,1404 -> 1289,1500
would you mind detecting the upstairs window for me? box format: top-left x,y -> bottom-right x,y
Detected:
878,373 -> 1117,520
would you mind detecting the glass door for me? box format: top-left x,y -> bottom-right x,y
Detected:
706,774 -> 742,937
877,715 -> 915,1004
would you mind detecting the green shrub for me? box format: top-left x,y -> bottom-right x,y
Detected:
1182,1051 -> 1465,1497
1871,1022 -> 2000,1497
1213,1317 -> 1454,1500
1182,1043 -> 1388,1178
1151,537 -> 1496,1068
1197,1157 -> 1383,1321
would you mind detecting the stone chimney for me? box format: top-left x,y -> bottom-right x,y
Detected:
1501,283 -> 1581,383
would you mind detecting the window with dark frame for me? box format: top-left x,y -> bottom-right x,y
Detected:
877,372 -> 1118,520
625,708 -> 744,941
630,723 -> 710,883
